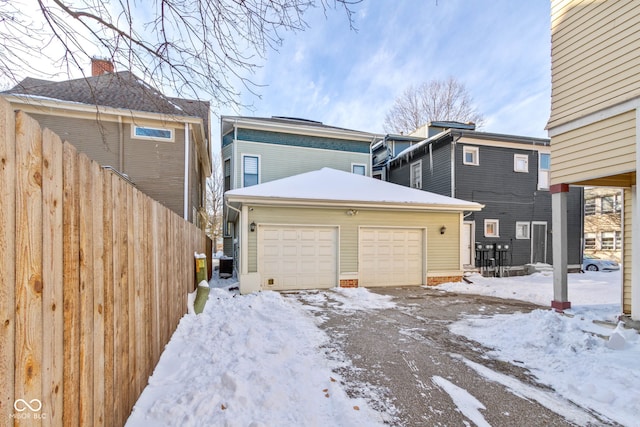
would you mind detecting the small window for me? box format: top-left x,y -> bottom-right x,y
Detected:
243,155 -> 259,187
372,172 -> 383,180
410,160 -> 422,189
615,231 -> 622,250
538,153 -> 550,189
132,125 -> 174,141
463,146 -> 479,166
584,233 -> 596,250
601,232 -> 615,250
514,154 -> 529,173
484,219 -> 499,237
515,222 -> 530,239
224,158 -> 231,192
601,196 -> 614,213
352,164 -> 366,175
584,199 -> 596,216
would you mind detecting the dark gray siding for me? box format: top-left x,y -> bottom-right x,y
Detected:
455,144 -> 582,267
389,142 -> 451,196
228,128 -> 370,153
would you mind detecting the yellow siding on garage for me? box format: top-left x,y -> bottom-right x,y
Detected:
549,0 -> 640,128
550,111 -> 636,186
246,206 -> 461,274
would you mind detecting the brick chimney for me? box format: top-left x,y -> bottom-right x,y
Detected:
91,58 -> 114,76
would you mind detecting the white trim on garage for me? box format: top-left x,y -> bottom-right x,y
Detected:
358,226 -> 427,287
257,224 -> 339,290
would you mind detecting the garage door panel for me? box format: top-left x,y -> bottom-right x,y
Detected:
359,227 -> 424,287
258,225 -> 338,291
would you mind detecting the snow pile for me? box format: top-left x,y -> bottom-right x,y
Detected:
126,288 -> 386,427
297,287 -> 396,314
446,270 -> 640,426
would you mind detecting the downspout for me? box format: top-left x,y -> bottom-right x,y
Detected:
233,119 -> 238,188
118,115 -> 124,172
451,132 -> 462,198
184,122 -> 190,220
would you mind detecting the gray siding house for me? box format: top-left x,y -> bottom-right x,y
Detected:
387,122 -> 583,274
2,59 -> 211,227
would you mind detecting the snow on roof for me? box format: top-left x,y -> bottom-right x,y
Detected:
226,168 -> 482,210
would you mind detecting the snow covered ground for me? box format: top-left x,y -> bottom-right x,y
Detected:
126,270 -> 640,426
443,270 -> 640,426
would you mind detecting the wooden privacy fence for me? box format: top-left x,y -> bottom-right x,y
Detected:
0,99 -> 207,426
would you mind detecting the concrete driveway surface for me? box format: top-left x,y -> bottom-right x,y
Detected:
287,287 -> 620,427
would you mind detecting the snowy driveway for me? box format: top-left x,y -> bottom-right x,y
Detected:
290,287 -> 618,427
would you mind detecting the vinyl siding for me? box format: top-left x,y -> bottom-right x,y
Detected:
389,142 -> 451,196
550,111 -> 636,185
623,188 -> 632,314
232,140 -> 370,186
224,128 -> 370,153
245,206 -> 461,274
123,123 -> 186,217
549,0 -> 640,128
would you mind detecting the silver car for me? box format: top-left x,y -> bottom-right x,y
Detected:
582,254 -> 620,272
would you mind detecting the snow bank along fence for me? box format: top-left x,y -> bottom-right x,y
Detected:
0,98 -> 208,426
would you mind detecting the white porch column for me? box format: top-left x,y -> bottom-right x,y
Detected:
551,183 -> 571,311
632,185 -> 640,320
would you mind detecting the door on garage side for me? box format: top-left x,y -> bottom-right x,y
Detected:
359,227 -> 424,287
258,225 -> 338,291
462,221 -> 474,267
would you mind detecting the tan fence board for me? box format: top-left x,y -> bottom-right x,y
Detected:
62,142 -> 80,427
15,111 -> 44,426
101,172 -> 114,427
42,128 -> 64,426
91,161 -> 105,426
0,92 -> 16,421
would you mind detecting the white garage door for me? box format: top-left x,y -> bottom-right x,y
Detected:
258,225 -> 338,291
359,227 -> 424,287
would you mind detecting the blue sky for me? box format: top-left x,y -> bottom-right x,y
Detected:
219,0 -> 552,141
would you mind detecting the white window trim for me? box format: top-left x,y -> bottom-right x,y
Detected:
514,154 -> 529,173
463,146 -> 479,166
131,125 -> 175,142
538,152 -> 550,190
351,162 -> 367,176
515,221 -> 531,239
484,219 -> 499,237
410,160 -> 422,189
241,153 -> 261,187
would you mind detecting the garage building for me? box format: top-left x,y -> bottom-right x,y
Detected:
224,168 -> 483,294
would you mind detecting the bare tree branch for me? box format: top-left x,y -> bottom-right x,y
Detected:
1,0 -> 361,106
384,77 -> 484,135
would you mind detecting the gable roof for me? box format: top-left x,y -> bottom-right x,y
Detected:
225,168 -> 482,211
3,71 -> 210,131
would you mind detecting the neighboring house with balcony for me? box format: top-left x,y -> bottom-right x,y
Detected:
583,188 -> 623,262
1,58 -> 212,228
548,0 -> 638,319
220,115 -> 383,258
372,133 -> 424,180
385,121 -> 583,275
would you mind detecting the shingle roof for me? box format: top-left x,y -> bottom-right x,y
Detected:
4,71 -> 210,131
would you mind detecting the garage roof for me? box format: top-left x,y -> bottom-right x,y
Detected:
225,168 -> 483,211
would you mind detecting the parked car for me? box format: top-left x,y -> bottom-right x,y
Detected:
582,254 -> 620,272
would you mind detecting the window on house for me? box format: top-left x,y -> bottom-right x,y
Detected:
243,155 -> 259,187
132,125 -> 174,141
410,160 -> 422,189
615,231 -> 622,250
224,158 -> 231,192
463,146 -> 479,165
584,199 -> 596,215
352,164 -> 366,175
515,221 -> 530,239
484,219 -> 499,237
601,232 -> 615,250
538,153 -> 550,189
601,196 -> 614,213
514,154 -> 529,173
584,233 -> 596,250
372,172 -> 383,180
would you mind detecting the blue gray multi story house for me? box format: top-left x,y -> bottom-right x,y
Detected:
376,121 -> 584,274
